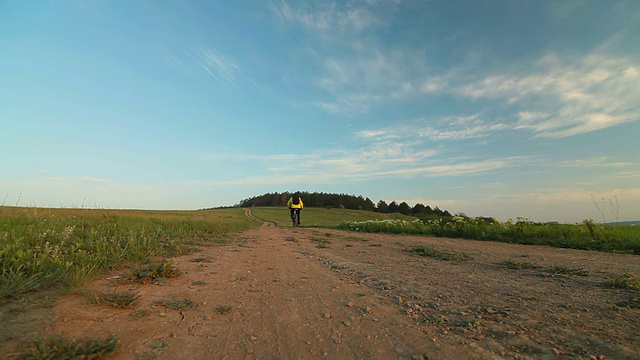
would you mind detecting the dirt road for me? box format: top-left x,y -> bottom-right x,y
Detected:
2,212 -> 639,359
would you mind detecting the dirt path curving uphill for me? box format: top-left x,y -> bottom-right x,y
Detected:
2,210 -> 639,359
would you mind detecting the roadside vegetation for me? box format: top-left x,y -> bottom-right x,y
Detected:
337,217 -> 640,254
0,206 -> 256,301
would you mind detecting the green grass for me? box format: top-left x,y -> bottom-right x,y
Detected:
615,297 -> 640,308
124,258 -> 181,283
310,236 -> 332,249
215,305 -> 234,314
548,265 -> 589,276
410,245 -> 471,261
500,260 -> 537,269
85,289 -> 140,308
250,206 -> 415,227
0,206 -> 256,301
153,298 -> 195,310
605,273 -> 640,290
337,218 -> 640,254
17,336 -> 118,359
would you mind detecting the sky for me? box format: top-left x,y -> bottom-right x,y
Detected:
1,0 -> 639,223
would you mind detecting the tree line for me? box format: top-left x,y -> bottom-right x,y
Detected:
235,192 -> 452,218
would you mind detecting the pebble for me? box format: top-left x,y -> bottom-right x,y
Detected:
322,313 -> 331,319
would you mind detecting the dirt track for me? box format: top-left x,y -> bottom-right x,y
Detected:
2,211 -> 639,359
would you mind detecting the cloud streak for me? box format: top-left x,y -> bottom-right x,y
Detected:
199,48 -> 240,85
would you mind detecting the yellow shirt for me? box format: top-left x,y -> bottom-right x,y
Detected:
287,197 -> 304,209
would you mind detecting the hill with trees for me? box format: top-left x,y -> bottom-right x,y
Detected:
234,191 -> 452,218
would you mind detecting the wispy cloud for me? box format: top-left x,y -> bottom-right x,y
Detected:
270,0 -> 387,34
451,53 -> 640,138
199,48 -> 240,85
314,48 -> 421,113
270,1 -> 416,114
199,132 -> 513,188
557,156 -> 633,168
355,114 -> 509,142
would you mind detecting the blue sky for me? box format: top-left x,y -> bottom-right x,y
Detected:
1,0 -> 639,223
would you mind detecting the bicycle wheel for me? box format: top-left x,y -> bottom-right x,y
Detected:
292,210 -> 299,227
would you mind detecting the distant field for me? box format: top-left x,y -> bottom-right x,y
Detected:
249,206 -> 416,227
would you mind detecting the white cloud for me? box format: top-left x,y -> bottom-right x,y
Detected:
452,54 -> 640,138
354,129 -> 398,139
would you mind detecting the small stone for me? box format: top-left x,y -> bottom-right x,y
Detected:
249,335 -> 258,342
412,355 -> 424,360
365,307 -> 373,313
342,320 -> 352,327
322,313 -> 331,319
347,301 -> 354,307
158,312 -> 166,317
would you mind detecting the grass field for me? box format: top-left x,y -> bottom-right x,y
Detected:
0,206 -> 257,301
249,206 -> 415,227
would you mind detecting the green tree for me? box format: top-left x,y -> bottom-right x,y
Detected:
376,200 -> 388,213
398,201 -> 411,215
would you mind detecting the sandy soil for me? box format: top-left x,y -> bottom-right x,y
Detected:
2,211 -> 639,359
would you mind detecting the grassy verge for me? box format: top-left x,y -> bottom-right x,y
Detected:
0,206 -> 257,301
336,218 -> 640,254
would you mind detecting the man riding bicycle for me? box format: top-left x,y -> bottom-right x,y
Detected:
287,193 -> 303,226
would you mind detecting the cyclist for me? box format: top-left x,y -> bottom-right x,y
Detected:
287,193 -> 303,226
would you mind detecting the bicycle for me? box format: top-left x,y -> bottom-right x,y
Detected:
291,208 -> 300,227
